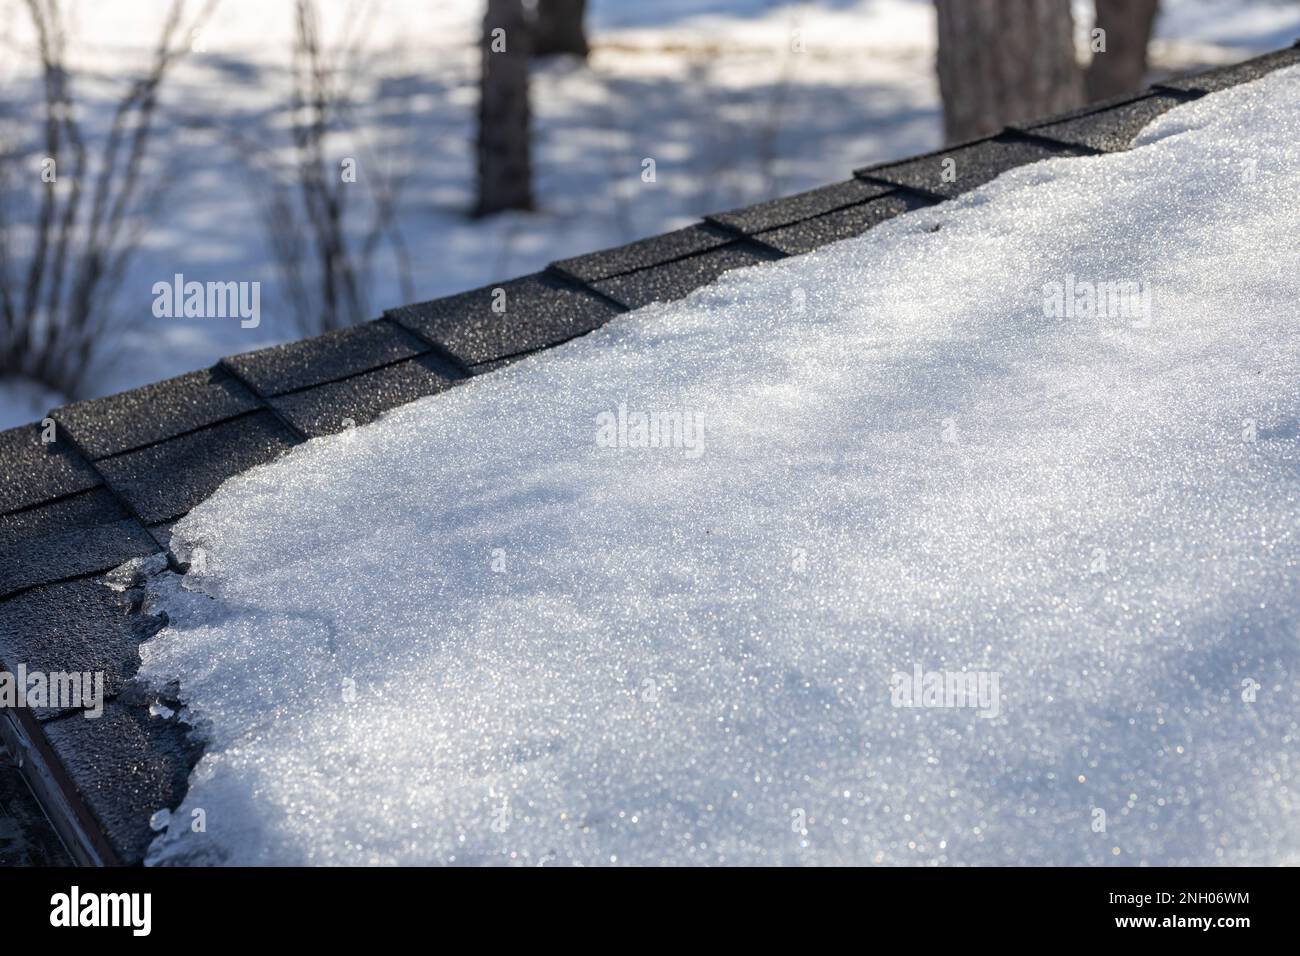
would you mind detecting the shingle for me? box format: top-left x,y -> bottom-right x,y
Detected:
221,319 -> 428,397
0,489 -> 157,598
386,273 -> 625,366
591,240 -> 785,310
0,424 -> 101,515
1017,92 -> 1191,153
707,179 -> 894,235
51,367 -> 261,460
551,223 -> 735,283
95,410 -> 301,524
42,700 -> 198,865
1156,47 -> 1300,94
855,134 -> 1093,199
271,355 -> 459,438
754,193 -> 927,256
0,574 -> 163,718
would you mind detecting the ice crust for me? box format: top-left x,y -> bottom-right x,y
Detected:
141,68 -> 1299,866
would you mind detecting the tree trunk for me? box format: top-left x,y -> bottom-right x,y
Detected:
532,0 -> 588,58
934,0 -> 1084,143
475,0 -> 533,216
1086,0 -> 1159,102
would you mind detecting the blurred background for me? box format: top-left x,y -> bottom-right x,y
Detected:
1,0 -> 1298,428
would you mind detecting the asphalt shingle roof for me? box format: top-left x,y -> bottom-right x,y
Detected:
855,132 -> 1095,199
0,425 -> 102,514
2,43 -> 1296,865
551,222 -> 736,283
51,368 -> 262,461
385,272 -> 624,368
93,409 -> 302,526
589,239 -> 785,310
705,178 -> 895,235
0,575 -> 163,721
753,191 -> 930,256
220,318 -> 431,397
1013,90 -> 1194,152
270,353 -> 459,437
0,489 -> 157,600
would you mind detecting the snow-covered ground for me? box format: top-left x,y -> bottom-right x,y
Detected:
138,65 -> 1300,866
2,0 -> 1299,427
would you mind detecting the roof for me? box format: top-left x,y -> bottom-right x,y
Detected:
3,42 -> 1298,865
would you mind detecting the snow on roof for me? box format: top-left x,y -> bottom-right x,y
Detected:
131,63 -> 1300,865
2,45 -> 1298,866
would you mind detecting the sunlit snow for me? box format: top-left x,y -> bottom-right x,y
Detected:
139,66 -> 1299,866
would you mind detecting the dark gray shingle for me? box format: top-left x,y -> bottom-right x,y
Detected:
386,273 -> 624,366
755,193 -> 927,256
221,319 -> 429,397
51,368 -> 261,460
0,574 -> 164,718
1017,92 -> 1192,153
95,410 -> 301,524
707,179 -> 894,235
0,424 -> 102,515
551,223 -> 735,283
271,355 -> 459,437
591,240 -> 784,310
856,134 -> 1093,200
0,489 -> 157,598
0,424 -> 101,516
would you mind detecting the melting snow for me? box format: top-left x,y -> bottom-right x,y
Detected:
141,67 -> 1299,866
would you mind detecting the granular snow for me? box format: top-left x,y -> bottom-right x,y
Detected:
139,66 -> 1299,865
